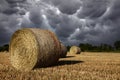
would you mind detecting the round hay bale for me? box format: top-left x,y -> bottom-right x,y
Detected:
60,44 -> 67,58
69,46 -> 81,54
9,28 -> 61,71
0,52 -> 10,65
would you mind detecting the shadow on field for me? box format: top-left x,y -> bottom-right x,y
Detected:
57,60 -> 84,66
35,60 -> 84,69
65,56 -> 75,58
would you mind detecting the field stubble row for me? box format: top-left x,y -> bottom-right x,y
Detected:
0,52 -> 120,80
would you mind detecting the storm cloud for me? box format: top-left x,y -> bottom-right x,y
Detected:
0,0 -> 120,46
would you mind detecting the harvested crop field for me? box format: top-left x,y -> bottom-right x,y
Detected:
0,52 -> 120,80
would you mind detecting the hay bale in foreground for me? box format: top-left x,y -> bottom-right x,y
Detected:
0,52 -> 10,65
9,28 -> 61,71
60,44 -> 67,58
69,46 -> 81,54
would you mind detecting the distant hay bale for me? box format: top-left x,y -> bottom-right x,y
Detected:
9,28 -> 61,71
69,46 -> 81,54
60,44 -> 67,58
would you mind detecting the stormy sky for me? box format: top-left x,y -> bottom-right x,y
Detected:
0,0 -> 120,46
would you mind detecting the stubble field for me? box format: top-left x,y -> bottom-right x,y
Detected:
0,52 -> 120,80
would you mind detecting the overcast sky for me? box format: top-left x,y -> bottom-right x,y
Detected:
0,0 -> 120,46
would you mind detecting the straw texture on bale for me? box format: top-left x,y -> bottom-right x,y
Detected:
69,46 -> 81,54
60,44 -> 67,58
9,28 -> 61,71
0,52 -> 10,65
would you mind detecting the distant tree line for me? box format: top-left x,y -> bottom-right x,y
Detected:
67,40 -> 120,52
79,43 -> 113,52
0,44 -> 9,52
1,40 -> 120,52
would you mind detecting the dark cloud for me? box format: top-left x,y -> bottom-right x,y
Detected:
55,14 -> 80,38
0,0 -> 27,15
45,9 -> 61,28
0,28 -> 11,45
77,0 -> 108,19
54,0 -> 81,14
29,10 -> 43,26
104,0 -> 120,20
0,0 -> 9,13
42,0 -> 81,14
0,13 -> 21,45
0,0 -> 120,46
6,0 -> 26,4
2,8 -> 19,15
